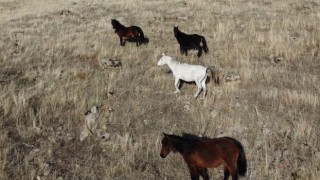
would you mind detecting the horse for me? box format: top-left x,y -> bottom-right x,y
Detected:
111,19 -> 148,46
157,54 -> 217,98
174,27 -> 209,57
160,133 -> 247,180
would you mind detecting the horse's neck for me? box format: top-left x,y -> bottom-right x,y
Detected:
116,24 -> 126,31
176,31 -> 186,39
172,138 -> 195,155
166,59 -> 180,71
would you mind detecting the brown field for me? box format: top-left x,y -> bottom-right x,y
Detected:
0,0 -> 319,179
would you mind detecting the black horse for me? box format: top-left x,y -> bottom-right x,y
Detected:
111,19 -> 148,46
174,27 -> 209,57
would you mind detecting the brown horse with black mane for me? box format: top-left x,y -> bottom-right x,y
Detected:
160,133 -> 247,180
111,19 -> 148,47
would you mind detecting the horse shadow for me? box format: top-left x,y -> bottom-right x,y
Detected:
124,36 -> 149,46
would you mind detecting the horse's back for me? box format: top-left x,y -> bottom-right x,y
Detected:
177,33 -> 202,45
175,64 -> 207,81
199,137 -> 240,153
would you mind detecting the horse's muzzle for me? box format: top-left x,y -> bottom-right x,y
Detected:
160,152 -> 167,158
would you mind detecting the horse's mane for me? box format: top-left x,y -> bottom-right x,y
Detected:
168,57 -> 180,65
182,133 -> 211,141
111,19 -> 125,30
174,27 -> 186,36
166,133 -> 210,154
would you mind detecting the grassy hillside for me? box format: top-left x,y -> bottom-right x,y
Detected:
0,0 -> 319,179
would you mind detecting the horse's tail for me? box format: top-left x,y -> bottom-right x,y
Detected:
137,27 -> 149,44
235,140 -> 247,177
201,36 -> 209,53
206,66 -> 222,84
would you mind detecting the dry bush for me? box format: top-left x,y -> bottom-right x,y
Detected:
0,0 -> 319,179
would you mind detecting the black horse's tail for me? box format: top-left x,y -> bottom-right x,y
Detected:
236,140 -> 247,177
137,27 -> 149,44
201,36 -> 209,53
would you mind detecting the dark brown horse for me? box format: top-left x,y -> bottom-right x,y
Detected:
111,19 -> 148,47
174,27 -> 209,57
160,133 -> 247,180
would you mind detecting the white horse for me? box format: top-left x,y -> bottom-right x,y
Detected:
157,54 -> 216,98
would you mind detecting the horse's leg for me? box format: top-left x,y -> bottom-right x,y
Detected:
180,46 -> 184,55
227,164 -> 238,180
184,48 -> 188,56
187,165 -> 199,180
223,165 -> 230,180
174,78 -> 181,94
201,79 -> 207,99
135,36 -> 140,47
119,37 -> 124,46
197,46 -> 203,57
198,168 -> 209,180
194,81 -> 202,98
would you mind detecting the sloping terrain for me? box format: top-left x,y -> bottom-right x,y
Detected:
0,0 -> 319,179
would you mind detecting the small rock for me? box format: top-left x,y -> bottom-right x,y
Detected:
100,59 -> 122,68
210,109 -> 219,118
101,133 -> 111,141
263,128 -> 271,135
177,16 -> 188,20
60,10 -> 72,16
43,163 -> 51,176
283,149 -> 291,156
269,54 -> 283,63
183,102 -> 191,111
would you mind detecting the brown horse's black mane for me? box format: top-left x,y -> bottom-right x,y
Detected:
166,133 -> 206,154
182,133 -> 211,141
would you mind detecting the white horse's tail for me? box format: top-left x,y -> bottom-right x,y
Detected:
206,66 -> 223,85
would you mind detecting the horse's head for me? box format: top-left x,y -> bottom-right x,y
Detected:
160,133 -> 174,158
157,54 -> 171,66
173,26 -> 179,37
111,19 -> 119,29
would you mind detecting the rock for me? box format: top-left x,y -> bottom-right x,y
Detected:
60,10 -> 72,16
183,102 -> 191,111
56,177 -> 63,180
177,16 -> 188,20
80,106 -> 99,141
210,109 -> 219,118
43,163 -> 51,176
101,133 -> 111,141
100,59 -> 122,68
269,54 -> 283,63
263,128 -> 271,135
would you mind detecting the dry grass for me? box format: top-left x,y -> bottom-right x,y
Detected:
0,0 -> 319,179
